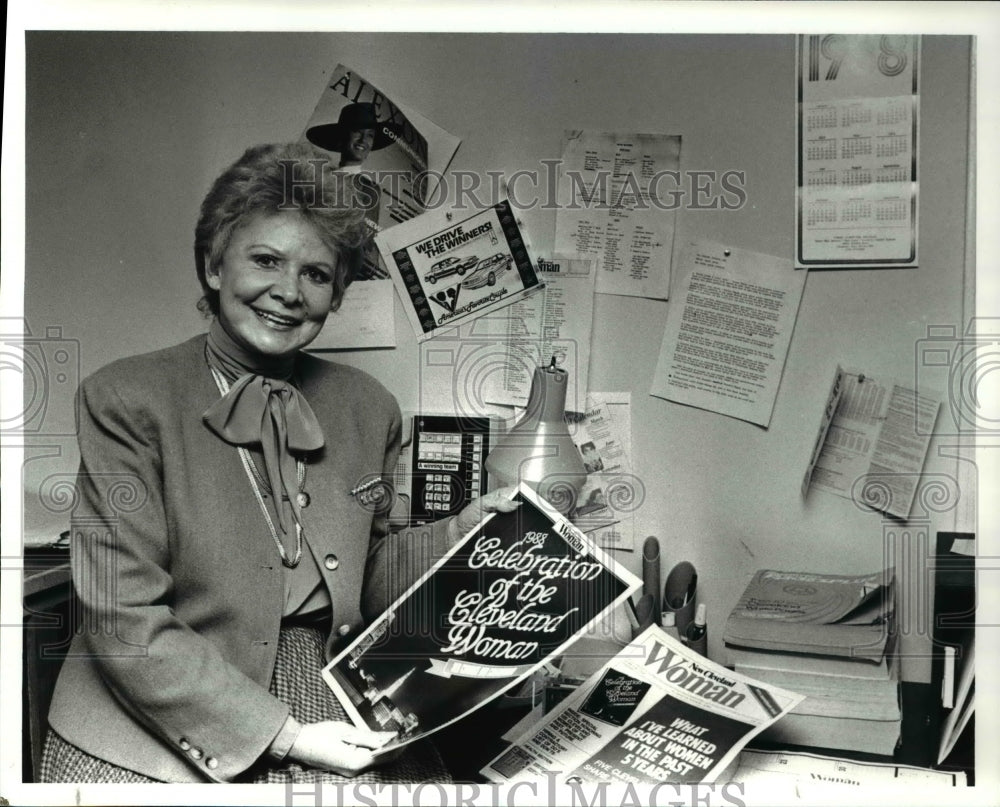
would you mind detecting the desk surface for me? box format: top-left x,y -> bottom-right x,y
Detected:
436,681 -> 973,785
20,563 -> 974,785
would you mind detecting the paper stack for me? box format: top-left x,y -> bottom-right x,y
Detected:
723,568 -> 900,756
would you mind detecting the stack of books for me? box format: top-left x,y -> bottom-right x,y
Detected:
723,568 -> 899,756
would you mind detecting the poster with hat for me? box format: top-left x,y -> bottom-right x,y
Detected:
301,64 -> 461,349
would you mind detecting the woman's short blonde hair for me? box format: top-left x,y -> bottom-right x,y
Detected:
194,142 -> 373,316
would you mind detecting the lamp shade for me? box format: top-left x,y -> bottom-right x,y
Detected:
484,363 -> 587,514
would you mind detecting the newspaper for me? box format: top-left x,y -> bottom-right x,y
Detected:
802,366 -> 941,519
322,483 -> 641,753
301,63 -> 461,349
377,201 -> 543,341
555,131 -> 680,301
482,626 -> 803,784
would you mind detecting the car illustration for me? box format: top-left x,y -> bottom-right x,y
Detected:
461,253 -> 513,290
423,254 -> 478,284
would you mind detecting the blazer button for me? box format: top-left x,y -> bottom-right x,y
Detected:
338,623 -> 352,637
206,757 -> 219,770
190,747 -> 203,760
178,737 -> 191,751
324,554 -> 340,571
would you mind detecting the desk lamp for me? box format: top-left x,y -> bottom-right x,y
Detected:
484,358 -> 587,514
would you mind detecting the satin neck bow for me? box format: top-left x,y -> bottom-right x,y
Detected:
203,373 -> 324,532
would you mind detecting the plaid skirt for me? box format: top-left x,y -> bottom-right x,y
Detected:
40,625 -> 450,784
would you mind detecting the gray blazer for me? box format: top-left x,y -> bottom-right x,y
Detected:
48,335 -> 450,782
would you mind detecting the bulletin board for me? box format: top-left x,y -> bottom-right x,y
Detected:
20,32 -> 974,683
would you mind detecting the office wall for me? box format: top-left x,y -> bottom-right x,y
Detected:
23,33 -> 973,680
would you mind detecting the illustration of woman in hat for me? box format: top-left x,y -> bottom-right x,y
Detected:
306,102 -> 400,170
306,102 -> 402,279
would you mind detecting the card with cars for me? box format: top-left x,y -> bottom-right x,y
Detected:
377,200 -> 542,341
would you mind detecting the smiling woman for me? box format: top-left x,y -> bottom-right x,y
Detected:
40,142 -> 519,784
205,212 -> 339,358
193,142 -> 365,322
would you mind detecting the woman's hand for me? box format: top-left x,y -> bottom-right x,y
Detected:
447,486 -> 521,546
286,720 -> 397,777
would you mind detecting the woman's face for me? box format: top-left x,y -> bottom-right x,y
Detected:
342,127 -> 376,165
206,211 -> 337,359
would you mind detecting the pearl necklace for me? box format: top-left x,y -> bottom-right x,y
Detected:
209,365 -> 305,569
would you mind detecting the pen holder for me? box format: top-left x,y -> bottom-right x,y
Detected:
662,561 -> 698,636
632,593 -> 657,640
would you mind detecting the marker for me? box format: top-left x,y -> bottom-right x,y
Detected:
685,603 -> 708,656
